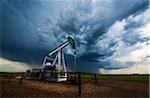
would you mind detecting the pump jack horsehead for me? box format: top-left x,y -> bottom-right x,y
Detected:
30,36 -> 76,82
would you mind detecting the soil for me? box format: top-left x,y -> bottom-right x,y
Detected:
0,77 -> 149,98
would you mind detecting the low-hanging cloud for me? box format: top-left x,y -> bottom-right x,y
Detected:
1,0 -> 149,73
0,58 -> 30,72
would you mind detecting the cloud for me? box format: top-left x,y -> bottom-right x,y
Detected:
97,8 -> 150,74
1,0 -> 149,73
50,0 -> 149,56
100,63 -> 149,74
0,58 -> 31,72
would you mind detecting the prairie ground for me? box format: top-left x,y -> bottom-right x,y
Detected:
0,76 -> 149,98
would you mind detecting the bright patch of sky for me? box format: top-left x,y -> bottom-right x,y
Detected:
98,8 -> 150,74
0,58 -> 31,72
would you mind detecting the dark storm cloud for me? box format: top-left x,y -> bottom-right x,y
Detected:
1,0 -> 149,73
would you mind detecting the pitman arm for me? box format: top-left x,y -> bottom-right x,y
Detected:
48,36 -> 76,56
48,41 -> 69,56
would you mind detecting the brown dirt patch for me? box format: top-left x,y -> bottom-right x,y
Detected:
0,77 -> 149,98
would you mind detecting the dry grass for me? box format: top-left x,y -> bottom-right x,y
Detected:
0,77 -> 149,98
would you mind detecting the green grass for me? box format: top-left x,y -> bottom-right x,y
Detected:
79,74 -> 149,82
97,75 -> 149,82
0,72 -> 149,82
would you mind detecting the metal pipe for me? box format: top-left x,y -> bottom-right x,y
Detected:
48,41 -> 69,56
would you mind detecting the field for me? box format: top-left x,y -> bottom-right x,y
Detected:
0,73 -> 149,98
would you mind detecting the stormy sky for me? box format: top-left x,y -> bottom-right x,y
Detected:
1,0 -> 150,74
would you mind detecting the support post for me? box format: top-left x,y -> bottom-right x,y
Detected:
19,74 -> 24,85
78,72 -> 81,96
62,51 -> 67,78
74,72 -> 77,84
7,73 -> 9,77
94,74 -> 97,84
58,50 -> 61,73
8,73 -> 12,82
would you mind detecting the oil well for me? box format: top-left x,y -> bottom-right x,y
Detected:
4,35 -> 148,97
28,36 -> 76,82
5,36 -> 98,97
